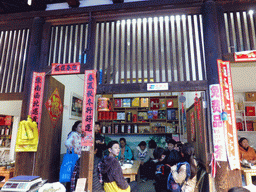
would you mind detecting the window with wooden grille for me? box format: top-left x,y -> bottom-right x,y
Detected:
224,11 -> 256,53
94,14 -> 206,85
48,23 -> 89,66
0,29 -> 30,93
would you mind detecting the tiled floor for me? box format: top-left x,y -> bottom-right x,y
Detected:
137,179 -> 155,192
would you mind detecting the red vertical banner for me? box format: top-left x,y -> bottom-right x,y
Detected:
217,60 -> 240,170
28,72 -> 45,133
81,70 -> 97,147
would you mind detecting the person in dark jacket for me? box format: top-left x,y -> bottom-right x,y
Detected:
95,122 -> 107,158
165,138 -> 182,166
70,141 -> 104,192
101,140 -> 131,192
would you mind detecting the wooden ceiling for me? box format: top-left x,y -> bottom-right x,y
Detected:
0,0 -> 80,14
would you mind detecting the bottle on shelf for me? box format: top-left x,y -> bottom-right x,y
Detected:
1,127 -> 5,136
126,112 -> 132,122
108,125 -> 112,134
134,125 -> 138,133
127,125 -> 131,134
121,125 -> 125,133
102,125 -> 106,134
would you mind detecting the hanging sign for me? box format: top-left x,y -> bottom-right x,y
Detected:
217,60 -> 240,170
234,50 -> 256,62
45,88 -> 63,127
81,70 -> 97,147
147,83 -> 168,91
209,84 -> 227,161
51,62 -> 80,75
28,72 -> 45,132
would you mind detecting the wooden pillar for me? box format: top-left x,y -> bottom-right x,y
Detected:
15,17 -> 45,177
201,1 -> 242,191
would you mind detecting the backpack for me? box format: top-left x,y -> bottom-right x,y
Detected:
167,162 -> 191,192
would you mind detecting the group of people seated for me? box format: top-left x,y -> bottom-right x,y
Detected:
101,137 -> 197,192
66,121 -> 198,192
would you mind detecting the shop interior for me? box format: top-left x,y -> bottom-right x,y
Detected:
2,62 -> 255,187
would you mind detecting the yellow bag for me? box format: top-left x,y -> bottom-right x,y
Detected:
15,116 -> 39,152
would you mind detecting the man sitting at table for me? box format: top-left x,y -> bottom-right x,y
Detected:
239,137 -> 256,164
134,141 -> 151,182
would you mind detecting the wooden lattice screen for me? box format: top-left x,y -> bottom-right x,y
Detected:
224,11 -> 256,53
0,29 -> 30,93
94,14 -> 206,85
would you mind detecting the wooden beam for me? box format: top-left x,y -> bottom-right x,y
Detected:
66,0 -> 80,8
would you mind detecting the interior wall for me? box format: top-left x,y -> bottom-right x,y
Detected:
53,74 -> 84,154
231,65 -> 256,92
0,100 -> 22,161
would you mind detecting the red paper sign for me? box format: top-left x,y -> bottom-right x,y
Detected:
45,88 -> 63,127
28,72 -> 45,132
81,70 -> 97,147
234,50 -> 256,62
51,62 -> 80,75
217,59 -> 240,170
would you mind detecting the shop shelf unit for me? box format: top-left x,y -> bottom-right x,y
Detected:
97,95 -> 180,136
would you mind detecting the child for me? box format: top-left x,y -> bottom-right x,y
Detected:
101,140 -> 131,192
134,141 -> 150,181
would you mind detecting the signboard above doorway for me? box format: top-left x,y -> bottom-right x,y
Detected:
51,62 -> 81,75
234,50 -> 256,62
147,83 -> 168,91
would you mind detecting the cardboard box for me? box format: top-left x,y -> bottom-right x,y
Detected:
246,92 -> 256,101
141,98 -> 149,107
247,121 -> 254,131
245,106 -> 255,116
236,122 -> 243,131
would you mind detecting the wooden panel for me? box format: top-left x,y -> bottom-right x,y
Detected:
33,76 -> 64,182
186,96 -> 210,172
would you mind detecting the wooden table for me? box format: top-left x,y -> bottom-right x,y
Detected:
0,167 -> 15,187
241,167 -> 256,185
122,161 -> 140,182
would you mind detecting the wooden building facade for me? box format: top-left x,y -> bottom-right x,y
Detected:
0,0 -> 256,191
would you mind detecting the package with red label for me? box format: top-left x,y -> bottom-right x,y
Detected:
247,121 -> 254,131
245,106 -> 255,116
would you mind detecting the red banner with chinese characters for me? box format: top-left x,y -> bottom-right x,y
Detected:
28,72 -> 45,132
51,62 -> 80,75
217,60 -> 240,170
45,88 -> 63,127
234,50 -> 256,62
81,70 -> 97,147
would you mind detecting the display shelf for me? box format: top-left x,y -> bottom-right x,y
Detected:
235,93 -> 256,131
98,94 -> 180,135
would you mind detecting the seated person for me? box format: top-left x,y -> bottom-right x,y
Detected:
148,139 -> 157,159
101,140 -> 131,192
153,147 -> 170,192
134,141 -> 151,180
118,138 -> 133,161
239,137 -> 256,164
165,138 -> 182,166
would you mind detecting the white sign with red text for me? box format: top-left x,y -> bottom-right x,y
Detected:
209,84 -> 227,161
